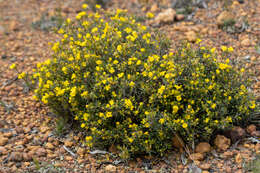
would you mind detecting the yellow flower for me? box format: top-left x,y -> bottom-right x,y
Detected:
85,136 -> 93,141
210,48 -> 216,53
83,113 -> 89,121
124,27 -> 132,34
240,85 -> 246,90
128,138 -> 134,143
172,105 -> 179,113
118,73 -> 124,78
124,99 -> 133,110
96,66 -> 101,71
10,63 -> 16,69
182,123 -> 188,128
144,123 -> 150,128
176,95 -> 182,101
146,12 -> 154,19
66,18 -> 71,24
91,27 -> 98,33
32,95 -> 38,100
76,11 -> 86,20
226,116 -> 232,123
41,94 -> 49,104
18,72 -> 26,79
81,91 -> 88,97
159,118 -> 165,124
221,46 -> 227,52
58,28 -> 64,34
99,112 -> 104,117
105,85 -> 111,91
82,4 -> 88,9
55,87 -> 65,96
70,87 -> 77,97
113,60 -> 119,64
52,42 -> 59,52
106,112 -> 112,118
211,103 -> 216,109
196,38 -> 202,44
96,60 -> 102,65
109,100 -> 114,106
117,45 -> 122,52
77,33 -> 82,39
112,91 -> 117,97
228,46 -> 234,52
249,101 -> 256,109
129,81 -> 135,87
226,59 -> 230,64
148,72 -> 153,78
117,31 -> 122,38
96,4 -> 101,9
185,114 -> 191,120
219,63 -> 230,70
109,67 -> 115,74
148,56 -> 154,62
158,85 -> 165,95
128,60 -> 133,65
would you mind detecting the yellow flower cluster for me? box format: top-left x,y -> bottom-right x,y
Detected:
30,6 -> 256,158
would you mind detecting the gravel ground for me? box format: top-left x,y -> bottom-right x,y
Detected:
0,0 -> 259,172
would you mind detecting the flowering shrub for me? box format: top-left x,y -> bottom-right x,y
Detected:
29,5 -> 256,158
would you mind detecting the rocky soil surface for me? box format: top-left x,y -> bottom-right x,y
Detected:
0,0 -> 259,172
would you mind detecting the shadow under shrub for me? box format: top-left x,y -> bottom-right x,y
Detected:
31,5 -> 256,158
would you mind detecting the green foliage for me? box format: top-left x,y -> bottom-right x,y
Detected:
219,18 -> 236,33
31,158 -> 66,173
31,8 -> 64,31
29,6 -> 256,158
222,18 -> 236,27
54,117 -> 68,136
255,42 -> 260,55
173,0 -> 196,15
0,100 -> 15,113
84,0 -> 109,10
33,157 -> 41,170
244,154 -> 260,173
